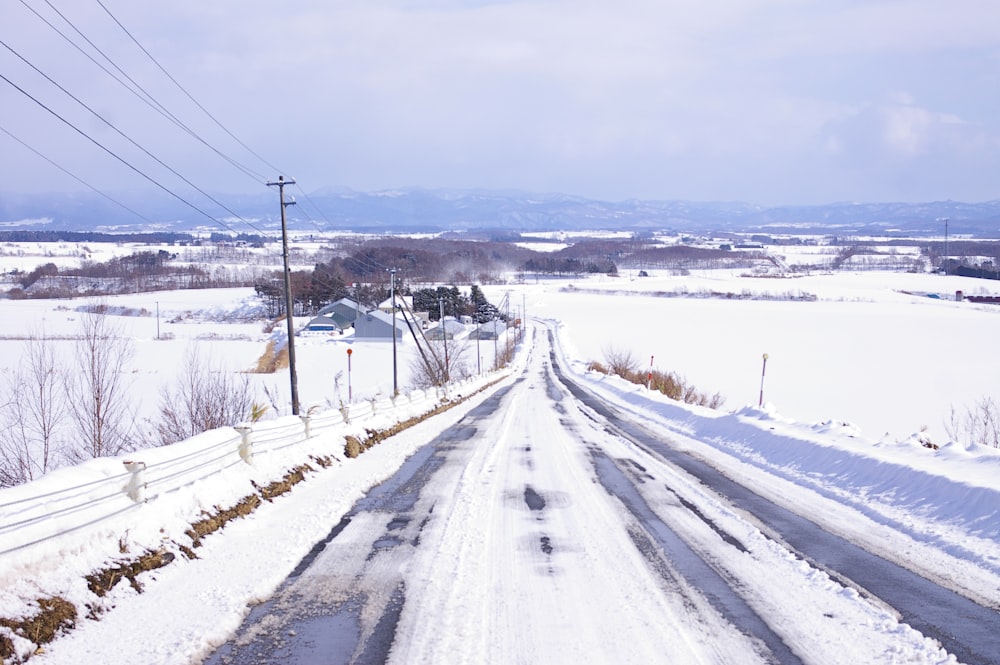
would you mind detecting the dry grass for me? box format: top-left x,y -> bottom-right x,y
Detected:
251,339 -> 289,374
86,550 -> 176,597
0,596 -> 77,659
186,495 -> 263,547
344,435 -> 363,459
253,465 -> 313,502
591,351 -> 725,409
309,454 -> 338,468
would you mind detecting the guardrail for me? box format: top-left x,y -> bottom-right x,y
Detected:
0,381 -> 470,559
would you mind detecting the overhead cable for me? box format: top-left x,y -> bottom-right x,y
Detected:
1,38 -> 269,234
0,123 -> 157,224
93,0 -> 284,179
0,69 -> 239,233
18,0 -> 268,184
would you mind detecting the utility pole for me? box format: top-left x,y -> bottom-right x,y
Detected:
389,268 -> 398,396
504,290 -> 512,364
439,298 -> 449,382
476,313 -> 482,375
267,175 -> 300,415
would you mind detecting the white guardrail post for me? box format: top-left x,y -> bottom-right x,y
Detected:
123,460 -> 147,502
234,424 -> 254,464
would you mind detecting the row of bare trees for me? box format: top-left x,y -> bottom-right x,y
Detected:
0,313 -> 135,485
407,334 -> 516,391
0,312 -> 258,488
946,398 -> 1000,449
6,251 -> 263,300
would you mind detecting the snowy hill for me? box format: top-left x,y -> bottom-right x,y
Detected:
3,187 -> 1000,236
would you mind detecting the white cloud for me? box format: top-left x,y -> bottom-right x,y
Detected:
3,0 -> 1000,204
880,103 -> 935,156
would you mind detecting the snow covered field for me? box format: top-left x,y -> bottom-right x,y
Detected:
2,263 -> 996,460
499,268 -> 1000,446
2,253 -> 1000,663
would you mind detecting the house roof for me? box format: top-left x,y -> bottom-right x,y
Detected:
317,298 -> 364,325
471,319 -> 506,339
477,320 -> 506,332
377,295 -> 412,311
304,315 -> 341,331
353,308 -> 407,338
426,318 -> 467,339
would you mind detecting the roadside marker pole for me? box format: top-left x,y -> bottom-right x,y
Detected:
759,353 -> 769,407
347,347 -> 353,403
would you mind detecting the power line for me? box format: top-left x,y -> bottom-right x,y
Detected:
7,3 -> 344,249
17,0 -> 268,184
38,0 -> 167,112
0,122 -> 157,225
93,0 -> 284,178
345,251 -> 391,275
0,37 -> 269,235
291,184 -> 339,233
0,69 -> 238,233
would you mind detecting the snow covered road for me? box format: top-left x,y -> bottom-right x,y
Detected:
205,327 -> 977,664
207,330 -> 763,663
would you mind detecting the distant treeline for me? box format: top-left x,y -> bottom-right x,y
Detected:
7,250 -> 255,299
954,266 -> 1000,281
0,230 -> 269,244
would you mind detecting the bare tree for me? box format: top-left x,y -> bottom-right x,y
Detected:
153,346 -> 257,445
946,397 -> 1000,448
0,373 -> 36,487
408,339 -> 472,390
603,346 -> 640,379
0,330 -> 68,486
64,309 -> 137,460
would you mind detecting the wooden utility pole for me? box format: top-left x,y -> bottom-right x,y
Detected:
267,175 -> 300,415
389,267 -> 398,396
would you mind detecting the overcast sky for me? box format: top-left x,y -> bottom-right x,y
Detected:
2,0 -> 999,206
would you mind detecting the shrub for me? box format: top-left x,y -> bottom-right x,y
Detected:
344,435 -> 362,458
603,346 -> 639,378
598,349 -> 725,410
153,347 -> 258,445
945,397 -> 1000,448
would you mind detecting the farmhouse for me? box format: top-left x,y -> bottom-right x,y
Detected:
425,318 -> 467,340
317,297 -> 363,329
353,308 -> 406,340
376,294 -> 413,313
471,319 -> 507,340
303,315 -> 342,333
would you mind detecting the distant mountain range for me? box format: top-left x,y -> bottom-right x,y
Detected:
2,187 -> 999,237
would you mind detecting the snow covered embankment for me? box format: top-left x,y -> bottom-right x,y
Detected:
559,326 -> 1000,609
0,370 -> 510,663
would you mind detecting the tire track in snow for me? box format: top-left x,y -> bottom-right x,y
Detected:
548,326 -> 1000,665
209,331 -> 795,664
206,390 -> 517,664
539,360 -> 799,663
380,335 -> 768,663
